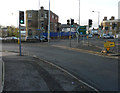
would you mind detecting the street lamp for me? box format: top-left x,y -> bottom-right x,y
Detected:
48,0 -> 50,43
79,0 -> 80,26
92,11 -> 100,28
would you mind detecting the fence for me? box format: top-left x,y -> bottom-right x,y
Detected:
40,32 -> 76,39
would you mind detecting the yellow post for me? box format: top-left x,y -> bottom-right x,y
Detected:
87,36 -> 88,39
18,38 -> 20,44
98,36 -> 100,39
69,36 -> 71,39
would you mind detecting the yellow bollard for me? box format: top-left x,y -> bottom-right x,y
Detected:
69,36 -> 71,39
18,39 -> 20,44
87,36 -> 88,39
98,36 -> 100,39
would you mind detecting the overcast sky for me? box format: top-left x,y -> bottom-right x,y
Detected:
0,0 -> 119,28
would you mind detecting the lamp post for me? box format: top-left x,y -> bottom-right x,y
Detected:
92,11 -> 100,28
79,0 -> 80,26
48,0 -> 50,43
38,0 -> 40,38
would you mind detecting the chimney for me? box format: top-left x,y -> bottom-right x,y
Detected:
41,6 -> 44,10
111,16 -> 115,20
103,16 -> 107,21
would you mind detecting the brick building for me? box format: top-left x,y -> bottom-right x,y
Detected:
26,7 -> 60,37
101,16 -> 120,36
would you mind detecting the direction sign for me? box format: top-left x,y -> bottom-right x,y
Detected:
78,26 -> 86,35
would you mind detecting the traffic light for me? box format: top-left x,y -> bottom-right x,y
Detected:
19,11 -> 24,24
71,19 -> 74,25
88,19 -> 92,27
67,20 -> 70,25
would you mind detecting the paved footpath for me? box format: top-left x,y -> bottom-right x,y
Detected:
2,52 -> 97,92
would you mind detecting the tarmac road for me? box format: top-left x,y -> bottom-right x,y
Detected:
2,42 -> 119,91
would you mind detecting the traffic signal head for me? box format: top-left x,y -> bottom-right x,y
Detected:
67,20 -> 70,25
89,19 -> 92,27
19,11 -> 24,24
71,19 -> 74,25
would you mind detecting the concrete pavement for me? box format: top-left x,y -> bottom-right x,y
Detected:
2,52 -> 97,92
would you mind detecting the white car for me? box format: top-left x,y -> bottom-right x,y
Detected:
103,34 -> 110,39
100,34 -> 110,39
88,34 -> 93,38
11,37 -> 18,40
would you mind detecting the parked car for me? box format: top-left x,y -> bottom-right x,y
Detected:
107,34 -> 114,39
100,34 -> 110,39
40,35 -> 48,42
0,37 -> 3,40
25,36 -> 34,40
33,36 -> 39,39
11,37 -> 18,40
88,34 -> 93,38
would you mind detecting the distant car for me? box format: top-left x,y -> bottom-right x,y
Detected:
100,34 -> 110,39
33,36 -> 39,39
103,34 -> 110,39
0,37 -> 2,40
25,37 -> 34,40
11,37 -> 18,40
88,34 -> 93,38
40,36 -> 48,42
107,34 -> 114,39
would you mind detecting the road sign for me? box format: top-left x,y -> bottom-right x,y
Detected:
78,26 -> 86,35
104,41 -> 115,48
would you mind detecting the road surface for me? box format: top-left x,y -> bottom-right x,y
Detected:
2,42 -> 119,91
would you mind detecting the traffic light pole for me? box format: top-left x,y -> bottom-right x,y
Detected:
70,25 -> 71,47
19,23 -> 22,56
88,26 -> 89,46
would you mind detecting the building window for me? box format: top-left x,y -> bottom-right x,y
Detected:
28,20 -> 32,27
110,22 -> 112,25
45,14 -> 47,18
55,17 -> 57,20
41,21 -> 44,29
28,13 -> 32,18
28,29 -> 32,36
41,13 -> 44,18
52,15 -> 54,19
110,27 -> 112,30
